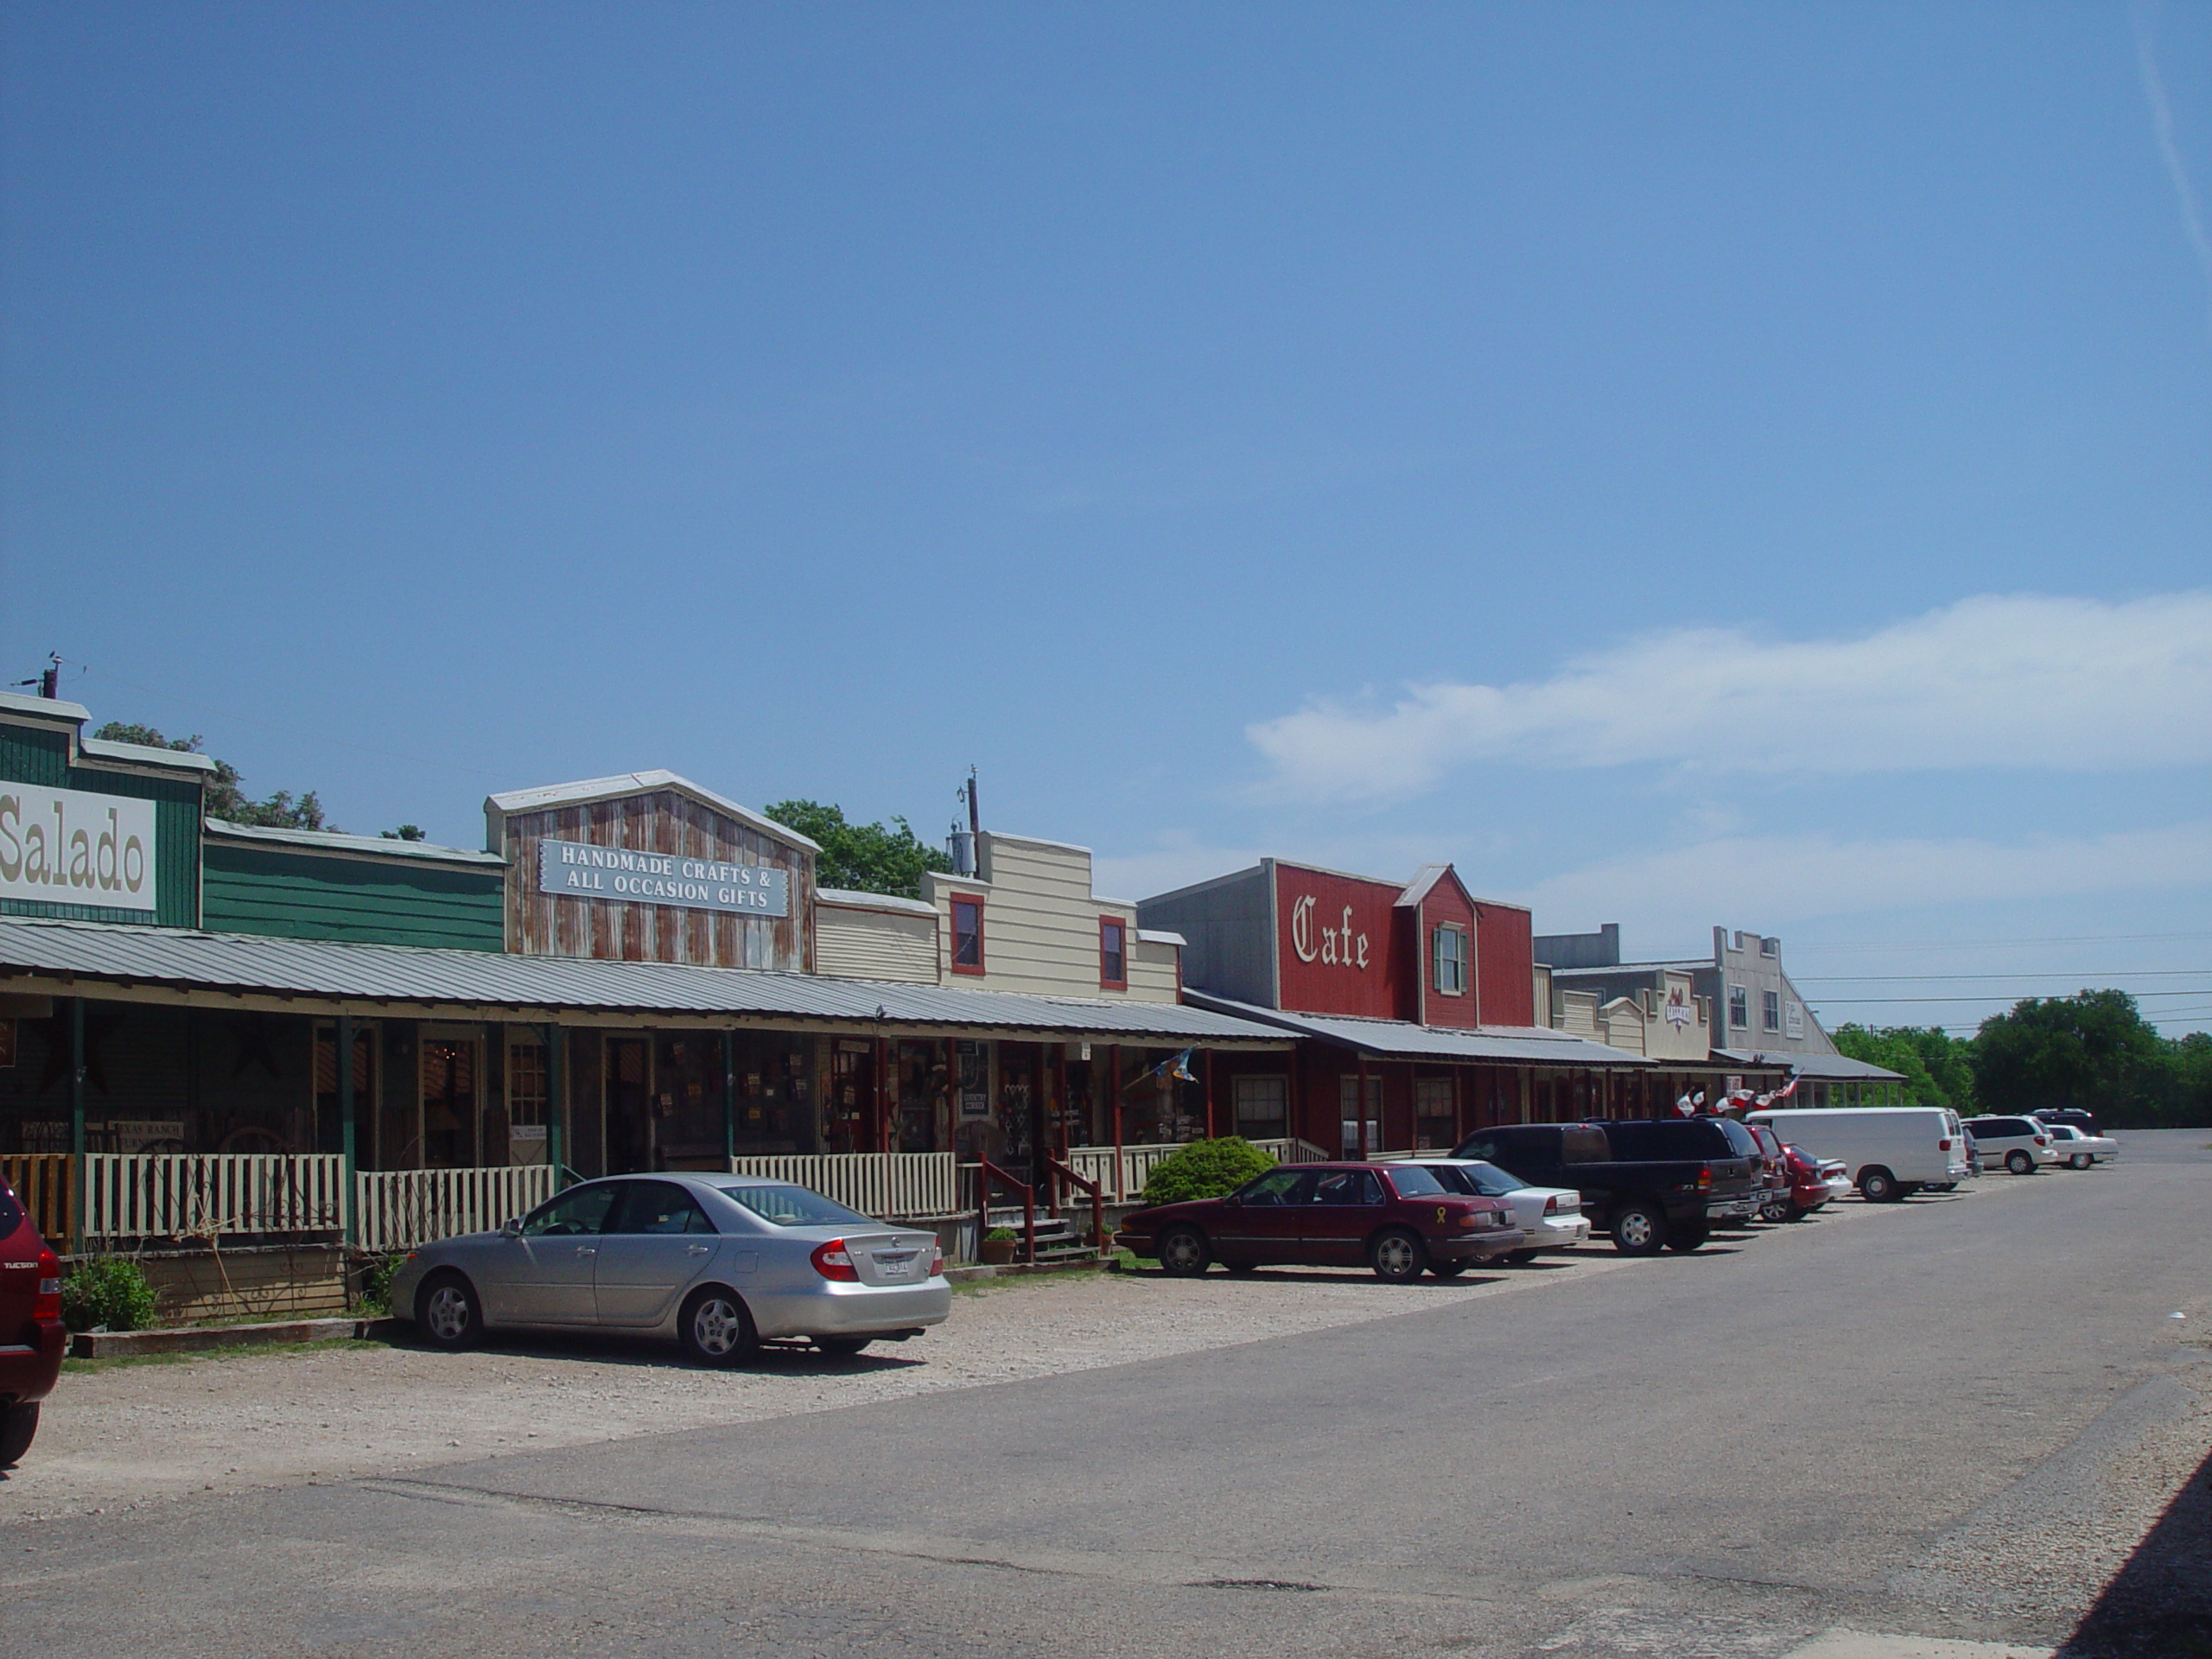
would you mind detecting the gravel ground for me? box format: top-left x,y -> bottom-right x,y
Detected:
7,1236 -> 1670,1522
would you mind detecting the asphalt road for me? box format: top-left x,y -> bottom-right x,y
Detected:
6,1132 -> 2209,1659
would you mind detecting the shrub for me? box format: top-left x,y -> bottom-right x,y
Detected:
354,1252 -> 408,1314
983,1227 -> 1018,1243
60,1257 -> 158,1333
1138,1136 -> 1276,1207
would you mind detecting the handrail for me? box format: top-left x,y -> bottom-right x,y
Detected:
1045,1157 -> 1104,1258
974,1158 -> 1036,1266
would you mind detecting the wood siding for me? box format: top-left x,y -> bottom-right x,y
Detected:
918,834 -> 1173,1002
816,906 -> 939,984
204,842 -> 505,950
498,790 -> 811,969
0,720 -> 201,928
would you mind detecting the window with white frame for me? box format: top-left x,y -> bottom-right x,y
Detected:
1728,984 -> 1749,1028
1233,1075 -> 1287,1140
1432,925 -> 1468,995
1763,988 -> 1781,1032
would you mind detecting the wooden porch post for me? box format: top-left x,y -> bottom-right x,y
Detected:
338,1013 -> 357,1245
1204,1048 -> 1216,1140
1110,1046 -> 1125,1203
68,996 -> 86,1254
877,1035 -> 891,1157
1357,1052 -> 1370,1160
1452,1066 -> 1464,1146
543,1024 -> 565,1184
721,1029 -> 737,1169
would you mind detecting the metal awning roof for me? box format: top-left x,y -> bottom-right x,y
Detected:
1185,993 -> 1653,1067
0,916 -> 1289,1046
1711,1047 -> 1904,1083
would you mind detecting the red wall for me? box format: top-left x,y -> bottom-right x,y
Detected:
1417,877 -> 1480,1030
1473,900 -> 1536,1027
1273,863 -> 1404,1020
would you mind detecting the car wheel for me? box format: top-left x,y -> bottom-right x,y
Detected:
814,1335 -> 870,1357
1611,1201 -> 1668,1255
0,1402 -> 37,1468
2005,1149 -> 2035,1175
2069,1154 -> 2091,1170
1859,1166 -> 1899,1203
1369,1228 -> 1428,1283
1156,1226 -> 1211,1277
1759,1199 -> 1789,1224
1667,1221 -> 1711,1253
680,1287 -> 759,1366
1431,1259 -> 1473,1276
416,1271 -> 484,1351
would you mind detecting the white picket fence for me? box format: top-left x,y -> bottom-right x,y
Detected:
1055,1137 -> 1335,1203
355,1165 -> 557,1254
82,1154 -> 350,1246
727,1152 -> 960,1219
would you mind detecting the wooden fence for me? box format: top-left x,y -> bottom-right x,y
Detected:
726,1152 -> 959,1219
81,1154 -> 350,1247
0,1153 -> 71,1243
355,1165 -> 556,1254
1063,1137 -> 1332,1203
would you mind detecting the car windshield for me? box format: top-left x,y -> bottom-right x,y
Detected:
713,1184 -> 874,1228
1428,1160 -> 1525,1197
1384,1165 -> 1451,1198
1715,1119 -> 1759,1158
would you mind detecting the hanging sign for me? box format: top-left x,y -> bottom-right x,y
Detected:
537,837 -> 789,917
0,785 -> 158,912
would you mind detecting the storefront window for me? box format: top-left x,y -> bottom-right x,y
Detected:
1233,1075 -> 1287,1140
1414,1077 -> 1453,1148
951,896 -> 986,975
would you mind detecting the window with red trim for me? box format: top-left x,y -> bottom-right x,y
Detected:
950,895 -> 985,975
1099,917 -> 1128,989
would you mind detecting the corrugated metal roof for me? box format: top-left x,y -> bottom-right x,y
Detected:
1712,1047 -> 1903,1082
816,887 -> 937,917
1185,992 -> 1653,1067
0,916 -> 1287,1044
484,772 -> 821,855
205,817 -> 505,867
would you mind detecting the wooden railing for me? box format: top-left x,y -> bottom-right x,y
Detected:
355,1165 -> 556,1254
1062,1136 -> 1334,1203
0,1154 -> 71,1243
727,1152 -> 959,1219
82,1154 -> 349,1247
974,1159 -> 1036,1265
1045,1157 -> 1104,1253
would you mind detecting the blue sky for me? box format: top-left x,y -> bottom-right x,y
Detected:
4,3 -> 2208,1033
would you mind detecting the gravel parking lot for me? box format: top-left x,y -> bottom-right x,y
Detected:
2,1185 -> 1970,1522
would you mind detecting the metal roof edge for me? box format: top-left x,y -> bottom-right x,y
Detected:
204,817 -> 506,868
484,772 -> 822,854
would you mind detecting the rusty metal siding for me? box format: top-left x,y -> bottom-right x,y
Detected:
499,788 -> 811,970
0,721 -> 202,929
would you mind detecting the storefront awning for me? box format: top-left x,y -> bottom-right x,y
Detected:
0,916 -> 1292,1047
1185,993 -> 1653,1067
1710,1047 -> 1904,1083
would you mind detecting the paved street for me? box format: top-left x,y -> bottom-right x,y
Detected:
5,1134 -> 2207,1659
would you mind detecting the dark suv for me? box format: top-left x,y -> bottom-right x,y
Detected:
0,1174 -> 66,1466
1450,1119 -> 1762,1255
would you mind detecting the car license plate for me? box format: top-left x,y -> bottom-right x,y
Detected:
874,1251 -> 917,1279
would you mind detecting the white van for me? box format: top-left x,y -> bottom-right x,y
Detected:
1744,1106 -> 1974,1204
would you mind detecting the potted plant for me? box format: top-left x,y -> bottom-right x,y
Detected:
978,1226 -> 1019,1265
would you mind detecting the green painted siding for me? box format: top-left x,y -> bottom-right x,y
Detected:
0,721 -> 203,927
204,843 -> 505,950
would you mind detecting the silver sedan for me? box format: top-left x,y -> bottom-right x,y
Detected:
385,1174 -> 951,1364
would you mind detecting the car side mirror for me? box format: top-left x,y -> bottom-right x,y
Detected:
499,1218 -> 523,1237
1223,1194 -> 1241,1207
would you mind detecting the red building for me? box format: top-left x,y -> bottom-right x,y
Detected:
1140,860 -> 1648,1156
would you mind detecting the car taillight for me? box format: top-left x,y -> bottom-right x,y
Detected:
1938,1139 -> 1950,1151
1697,1165 -> 1712,1192
810,1239 -> 860,1282
34,1248 -> 60,1320
1544,1194 -> 1560,1214
2033,1136 -> 2048,1146
930,1242 -> 944,1276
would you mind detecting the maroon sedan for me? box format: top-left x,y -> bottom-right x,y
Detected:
1117,1161 -> 1526,1283
0,1175 -> 65,1466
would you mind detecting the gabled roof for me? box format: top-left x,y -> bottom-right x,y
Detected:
486,772 -> 819,854
1395,862 -> 1473,911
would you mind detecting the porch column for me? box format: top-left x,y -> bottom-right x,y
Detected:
1452,1067 -> 1465,1145
1204,1048 -> 1216,1140
1357,1052 -> 1370,1160
338,1013 -> 357,1245
68,995 -> 86,1254
877,1035 -> 891,1157
1110,1046 -> 1124,1202
721,1029 -> 737,1169
543,1023 -> 566,1183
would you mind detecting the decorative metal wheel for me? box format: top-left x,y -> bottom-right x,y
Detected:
690,1296 -> 746,1357
424,1285 -> 473,1343
1616,1210 -> 1657,1249
1371,1231 -> 1421,1281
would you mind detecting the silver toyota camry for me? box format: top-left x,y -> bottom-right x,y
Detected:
385,1174 -> 951,1364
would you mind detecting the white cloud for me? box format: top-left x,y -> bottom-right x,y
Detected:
1514,819 -> 2212,945
1247,591 -> 2212,800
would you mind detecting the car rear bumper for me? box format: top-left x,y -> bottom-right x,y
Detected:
750,1279 -> 953,1340
1705,1196 -> 1763,1222
1432,1227 -> 1529,1262
1529,1217 -> 1590,1249
0,1319 -> 67,1405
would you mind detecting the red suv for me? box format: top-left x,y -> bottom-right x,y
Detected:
1117,1161 -> 1526,1283
0,1175 -> 66,1466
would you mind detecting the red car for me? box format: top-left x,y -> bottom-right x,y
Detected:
1776,1142 -> 1837,1221
1117,1161 -> 1527,1283
0,1175 -> 66,1466
1745,1122 -> 1796,1224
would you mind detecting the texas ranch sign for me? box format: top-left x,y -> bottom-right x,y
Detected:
537,836 -> 790,918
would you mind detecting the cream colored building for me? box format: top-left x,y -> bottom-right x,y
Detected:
918,831 -> 1182,1002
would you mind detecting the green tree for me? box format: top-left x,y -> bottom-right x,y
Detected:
763,800 -> 950,899
92,721 -> 334,831
1971,990 -> 2175,1128
1831,1024 -> 1976,1114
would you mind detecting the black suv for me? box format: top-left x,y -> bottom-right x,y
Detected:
2032,1108 -> 2101,1135
1449,1119 -> 1762,1255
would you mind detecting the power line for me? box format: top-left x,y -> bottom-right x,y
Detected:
1798,970 -> 2212,983
1810,988 -> 2212,1004
1794,931 -> 2212,951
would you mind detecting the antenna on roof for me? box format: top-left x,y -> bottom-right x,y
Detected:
949,767 -> 980,876
12,654 -> 60,698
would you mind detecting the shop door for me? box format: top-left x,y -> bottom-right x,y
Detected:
606,1037 -> 652,1174
830,1041 -> 874,1154
422,1039 -> 479,1169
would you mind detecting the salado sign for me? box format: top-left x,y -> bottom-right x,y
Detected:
0,784 -> 159,912
537,836 -> 789,918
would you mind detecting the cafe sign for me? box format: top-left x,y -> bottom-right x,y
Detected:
537,836 -> 789,918
0,784 -> 158,912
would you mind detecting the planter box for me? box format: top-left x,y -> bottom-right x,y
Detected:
70,1316 -> 372,1359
